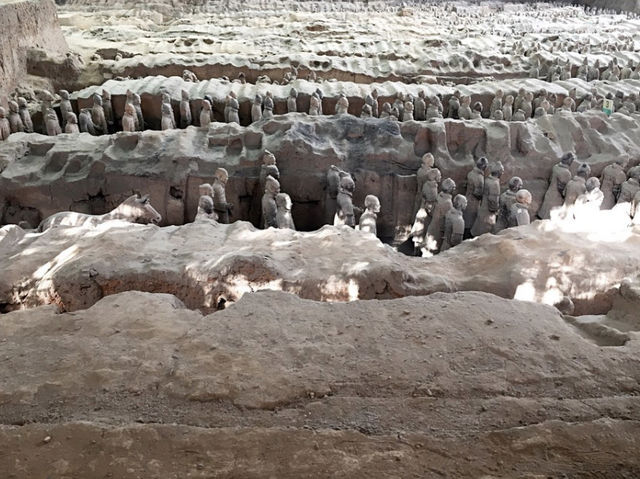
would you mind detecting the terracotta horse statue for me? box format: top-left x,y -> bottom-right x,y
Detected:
38,194 -> 162,231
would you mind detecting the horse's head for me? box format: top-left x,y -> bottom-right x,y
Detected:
121,194 -> 162,225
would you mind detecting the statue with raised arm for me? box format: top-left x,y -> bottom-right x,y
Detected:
471,161 -> 503,237
441,194 -> 466,252
358,195 -> 380,236
212,167 -> 233,224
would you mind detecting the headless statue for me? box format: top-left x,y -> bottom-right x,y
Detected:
509,189 -> 532,227
180,90 -> 192,128
538,152 -> 574,219
65,112 -> 80,134
495,176 -> 523,233
7,101 -> 24,133
358,195 -> 380,236
18,98 -> 33,133
200,100 -> 212,127
276,193 -> 296,230
441,194 -> 467,252
464,157 -> 488,235
262,175 -> 280,228
212,167 -> 233,223
471,161 -> 504,237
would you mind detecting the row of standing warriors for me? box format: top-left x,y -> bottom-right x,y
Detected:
410,152 -> 640,256
194,151 -> 381,236
5,80 -> 640,141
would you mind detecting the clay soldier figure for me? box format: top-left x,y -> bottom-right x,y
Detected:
102,90 -> 114,133
325,164 -> 345,222
276,193 -> 296,230
512,109 -> 526,121
358,195 -> 380,236
563,163 -> 591,207
45,108 -> 62,136
0,108 -> 10,141
522,91 -> 534,118
502,95 -> 514,121
370,89 -> 379,117
413,153 -> 440,215
183,69 -> 198,82
335,94 -> 349,115
464,157 -> 488,236
59,90 -> 73,129
263,91 -> 274,119
161,91 -> 176,127
91,94 -> 108,135
260,150 -> 280,195
122,103 -> 137,132
471,161 -> 503,237
315,88 -> 324,115
448,90 -> 461,119
600,157 -> 628,209
402,101 -> 414,121
380,102 -> 397,120
587,59 -> 600,82
427,96 -> 444,120
425,177 -> 456,254
309,92 -> 321,116
199,100 -> 212,127
509,189 -> 532,227
414,90 -> 427,121
7,101 -> 24,133
212,167 -> 233,224
262,175 -> 280,228
618,169 -> 640,205
79,108 -> 96,135
132,93 -> 144,131
161,103 -> 176,130
335,174 -> 357,227
533,89 -> 548,111
441,194 -> 467,252
17,98 -> 33,133
227,92 -> 240,124
490,89 -> 504,119
65,112 -> 80,134
575,177 -> 604,219
39,90 -> 55,129
180,90 -> 192,128
470,101 -> 483,119
514,88 -> 526,113
539,152 -> 574,219
458,96 -> 472,120
287,88 -> 298,113
495,176 -> 523,233
251,94 -> 263,123
196,195 -> 217,221
576,58 -> 589,81
393,93 -> 405,120
360,104 -> 372,118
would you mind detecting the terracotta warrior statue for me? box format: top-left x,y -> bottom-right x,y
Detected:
45,108 -> 62,136
262,91 -> 274,119
414,90 -> 426,121
0,108 -> 10,141
212,167 -> 233,224
402,101 -> 414,121
574,177 -> 604,219
358,195 -> 380,236
335,94 -> 349,115
502,95 -> 514,121
471,161 -> 504,237
514,88 -> 526,112
121,103 -> 137,132
7,101 -> 24,133
458,96 -> 472,120
495,176 -> 523,233
276,192 -> 295,230
196,183 -> 217,221
262,175 -> 280,228
249,94 -> 262,123
309,92 -> 321,116
326,164 -> 345,223
65,112 -> 80,134
132,93 -> 144,131
200,100 -> 212,127
426,96 -> 444,120
92,94 -> 108,135
563,163 -> 591,207
441,194 -> 467,252
287,88 -> 298,113
180,90 -> 192,128
464,156 -> 489,236
522,91 -> 534,118
448,90 -> 461,119
102,90 -> 114,133
228,92 -> 240,124
335,174 -> 356,227
79,108 -> 96,135
618,168 -> 640,205
600,157 -> 628,209
59,90 -> 73,128
538,152 -> 574,219
509,189 -> 532,227
490,89 -> 504,119
161,103 -> 176,130
18,98 -> 33,133
424,177 -> 455,254
361,104 -> 372,118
